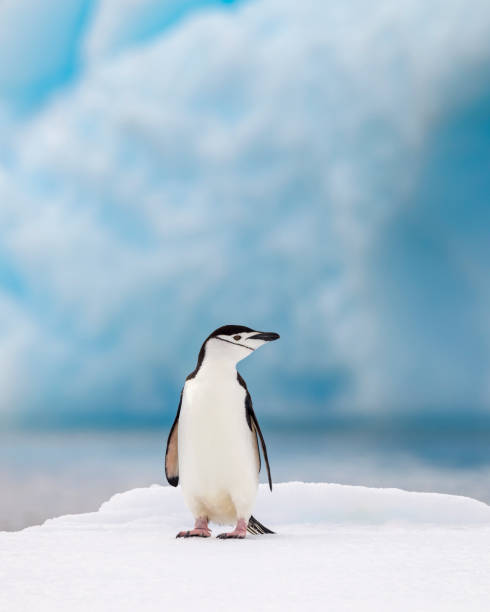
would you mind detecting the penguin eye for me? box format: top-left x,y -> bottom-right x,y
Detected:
233,335 -> 242,341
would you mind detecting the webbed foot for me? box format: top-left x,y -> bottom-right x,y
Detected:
176,516 -> 211,538
216,518 -> 247,539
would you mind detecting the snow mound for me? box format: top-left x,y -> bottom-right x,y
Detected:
4,483 -> 490,612
37,481 -> 490,533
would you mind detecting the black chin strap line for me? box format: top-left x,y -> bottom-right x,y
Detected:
217,337 -> 254,351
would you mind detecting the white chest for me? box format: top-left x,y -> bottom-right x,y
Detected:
177,366 -> 259,522
178,368 -> 257,484
179,372 -> 247,447
184,370 -> 245,414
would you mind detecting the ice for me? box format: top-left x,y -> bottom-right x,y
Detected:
0,0 -> 90,111
1,1 -> 490,423
82,0 -> 239,63
1,482 -> 489,611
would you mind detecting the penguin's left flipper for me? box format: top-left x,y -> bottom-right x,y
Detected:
165,390 -> 183,487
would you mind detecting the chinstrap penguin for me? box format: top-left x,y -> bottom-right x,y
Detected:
165,325 -> 279,539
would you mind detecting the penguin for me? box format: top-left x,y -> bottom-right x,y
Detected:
165,324 -> 279,539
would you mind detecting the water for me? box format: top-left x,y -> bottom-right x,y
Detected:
1,428 -> 490,531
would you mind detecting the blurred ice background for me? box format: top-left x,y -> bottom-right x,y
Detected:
1,0 -> 490,530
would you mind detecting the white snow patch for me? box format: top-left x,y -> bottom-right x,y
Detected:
1,482 -> 490,611
38,481 -> 490,531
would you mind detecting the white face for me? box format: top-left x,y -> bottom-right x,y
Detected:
206,330 -> 280,364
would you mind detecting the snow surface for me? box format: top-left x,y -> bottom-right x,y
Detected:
1,482 -> 490,611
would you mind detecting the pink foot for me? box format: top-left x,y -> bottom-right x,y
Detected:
176,516 -> 211,538
217,518 -> 248,539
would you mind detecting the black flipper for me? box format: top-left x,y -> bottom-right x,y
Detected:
165,390 -> 182,486
237,373 -> 273,492
247,515 -> 275,535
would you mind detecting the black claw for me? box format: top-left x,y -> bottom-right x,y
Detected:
216,533 -> 245,539
176,531 -> 210,538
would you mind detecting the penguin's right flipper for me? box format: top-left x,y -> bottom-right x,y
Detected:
165,390 -> 182,486
237,372 -> 273,491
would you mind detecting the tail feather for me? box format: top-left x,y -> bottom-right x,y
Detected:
247,515 -> 275,535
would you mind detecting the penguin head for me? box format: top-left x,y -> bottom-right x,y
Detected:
202,325 -> 280,365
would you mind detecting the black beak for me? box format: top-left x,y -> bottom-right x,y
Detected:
249,331 -> 280,342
